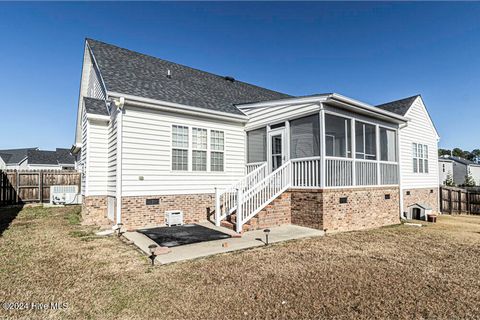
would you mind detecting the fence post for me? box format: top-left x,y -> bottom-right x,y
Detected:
236,188 -> 243,234
39,171 -> 43,203
448,189 -> 452,214
214,187 -> 221,227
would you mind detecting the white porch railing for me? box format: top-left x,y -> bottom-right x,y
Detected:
236,160 -> 292,233
246,162 -> 265,175
214,158 -> 399,233
355,160 -> 378,186
326,158 -> 353,187
292,157 -> 321,188
380,162 -> 399,185
215,162 -> 267,225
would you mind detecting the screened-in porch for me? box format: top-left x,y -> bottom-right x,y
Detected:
246,108 -> 400,188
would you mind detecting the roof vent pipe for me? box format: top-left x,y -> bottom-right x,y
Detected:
224,76 -> 235,82
167,69 -> 172,79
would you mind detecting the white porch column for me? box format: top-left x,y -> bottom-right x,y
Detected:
351,119 -> 356,186
376,125 -> 381,185
319,105 -> 326,188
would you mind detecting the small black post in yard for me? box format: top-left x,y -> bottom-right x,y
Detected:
148,244 -> 158,266
263,229 -> 270,246
116,223 -> 123,237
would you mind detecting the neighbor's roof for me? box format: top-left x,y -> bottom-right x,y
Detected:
27,149 -> 75,166
376,95 -> 420,116
86,38 -> 291,115
0,148 -> 38,165
448,156 -> 480,166
84,97 -> 109,116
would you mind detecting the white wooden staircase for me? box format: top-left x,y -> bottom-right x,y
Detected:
215,161 -> 292,233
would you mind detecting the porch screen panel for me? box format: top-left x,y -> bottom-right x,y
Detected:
380,128 -> 397,162
247,128 -> 267,163
355,121 -> 377,160
325,114 -> 351,158
290,114 -> 320,159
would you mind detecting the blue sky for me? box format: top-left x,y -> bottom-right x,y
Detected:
0,2 -> 479,151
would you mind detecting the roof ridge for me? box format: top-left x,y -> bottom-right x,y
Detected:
85,38 -> 291,98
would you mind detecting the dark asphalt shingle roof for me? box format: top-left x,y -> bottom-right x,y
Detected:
448,156 -> 480,166
0,148 -> 37,165
84,97 -> 109,116
86,38 -> 291,115
376,95 -> 420,116
27,149 -> 76,166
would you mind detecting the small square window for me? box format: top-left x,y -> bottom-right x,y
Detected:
339,197 -> 348,204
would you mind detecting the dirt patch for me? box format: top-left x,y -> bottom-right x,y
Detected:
0,206 -> 479,319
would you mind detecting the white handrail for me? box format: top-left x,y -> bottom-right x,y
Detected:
215,162 -> 267,226
236,161 -> 292,233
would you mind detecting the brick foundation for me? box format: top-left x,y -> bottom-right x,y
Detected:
289,187 -> 400,233
121,194 -> 215,230
82,196 -> 110,227
403,187 -> 439,215
247,192 -> 291,230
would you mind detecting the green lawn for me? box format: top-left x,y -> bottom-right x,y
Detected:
1,205 -> 479,319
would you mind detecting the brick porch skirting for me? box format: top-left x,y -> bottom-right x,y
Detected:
289,186 -> 401,233
403,187 -> 439,215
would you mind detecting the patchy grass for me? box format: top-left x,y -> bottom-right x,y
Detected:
1,206 -> 479,319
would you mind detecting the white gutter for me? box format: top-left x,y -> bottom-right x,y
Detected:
115,97 -> 125,226
108,91 -> 249,123
86,113 -> 110,122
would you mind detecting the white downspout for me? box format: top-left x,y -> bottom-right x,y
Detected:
398,122 -> 408,219
115,97 -> 125,226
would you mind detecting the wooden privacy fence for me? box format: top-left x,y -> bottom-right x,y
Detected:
0,170 -> 81,206
440,186 -> 480,215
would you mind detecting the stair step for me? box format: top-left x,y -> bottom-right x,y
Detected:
220,220 -> 253,233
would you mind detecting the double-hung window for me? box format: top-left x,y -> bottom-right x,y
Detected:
192,128 -> 207,171
172,125 -> 189,171
413,143 -> 429,173
210,130 -> 224,171
172,125 -> 224,172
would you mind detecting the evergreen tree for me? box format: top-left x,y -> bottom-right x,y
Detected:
463,169 -> 476,187
444,172 -> 455,187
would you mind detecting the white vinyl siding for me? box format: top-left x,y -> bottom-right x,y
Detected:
399,97 -> 439,188
86,60 -> 106,100
107,111 -> 118,197
80,109 -> 88,195
120,106 -> 245,196
85,119 -> 108,196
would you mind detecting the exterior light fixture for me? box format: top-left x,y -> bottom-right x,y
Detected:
148,244 -> 158,266
263,229 -> 271,246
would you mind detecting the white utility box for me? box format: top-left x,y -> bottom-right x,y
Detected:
164,210 -> 184,227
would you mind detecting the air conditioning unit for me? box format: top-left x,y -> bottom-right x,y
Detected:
50,185 -> 81,205
165,210 -> 184,227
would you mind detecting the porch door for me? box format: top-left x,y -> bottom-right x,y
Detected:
268,128 -> 286,172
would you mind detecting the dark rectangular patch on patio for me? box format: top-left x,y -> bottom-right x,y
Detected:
137,224 -> 231,248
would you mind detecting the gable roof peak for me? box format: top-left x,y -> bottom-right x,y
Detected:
376,95 -> 420,116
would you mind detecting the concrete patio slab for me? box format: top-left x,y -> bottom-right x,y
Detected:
123,223 -> 324,265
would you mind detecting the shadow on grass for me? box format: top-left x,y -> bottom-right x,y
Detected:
0,205 -> 24,237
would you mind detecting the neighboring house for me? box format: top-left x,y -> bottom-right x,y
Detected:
73,39 -> 440,232
440,156 -> 480,186
438,157 -> 454,185
0,148 -> 76,170
0,148 -> 37,170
